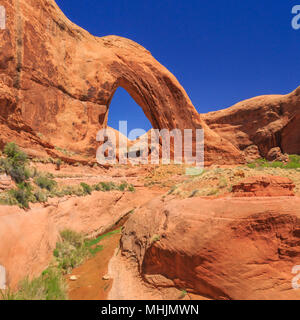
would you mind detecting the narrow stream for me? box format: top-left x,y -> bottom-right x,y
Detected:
66,231 -> 121,300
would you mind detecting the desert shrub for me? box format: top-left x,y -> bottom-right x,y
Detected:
218,177 -> 228,188
80,182 -> 92,195
60,230 -> 85,248
8,183 -> 34,209
0,268 -> 67,301
55,159 -> 62,170
127,184 -> 135,192
0,143 -> 29,183
93,181 -> 134,192
15,268 -> 67,300
289,154 -> 300,163
34,175 -> 57,191
247,155 -> 300,170
34,189 -> 48,203
0,288 -> 17,300
95,182 -> 117,191
118,182 -> 128,191
54,230 -> 90,274
3,142 -> 27,163
5,165 -> 31,184
150,234 -> 161,244
179,289 -> 188,299
0,192 -> 18,206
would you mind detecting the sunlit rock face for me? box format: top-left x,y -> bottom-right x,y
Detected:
0,0 -> 242,165
203,87 -> 300,158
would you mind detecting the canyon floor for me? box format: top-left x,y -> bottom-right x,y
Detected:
1,155 -> 300,300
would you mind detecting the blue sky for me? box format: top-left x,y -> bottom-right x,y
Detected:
55,0 -> 300,134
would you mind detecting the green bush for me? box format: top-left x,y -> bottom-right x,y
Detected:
34,189 -> 48,203
54,230 -> 90,274
247,155 -> 300,170
128,185 -> 135,192
118,182 -> 127,191
34,175 -> 57,191
14,268 -> 66,300
60,230 -> 85,248
3,142 -> 27,163
80,182 -> 92,195
1,228 -> 122,300
97,182 -> 117,191
93,181 -> 135,192
0,143 -> 29,183
5,164 -> 31,183
8,183 -> 34,209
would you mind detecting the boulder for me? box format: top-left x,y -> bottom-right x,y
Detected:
266,147 -> 289,162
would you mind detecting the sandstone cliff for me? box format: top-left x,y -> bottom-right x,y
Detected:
203,87 -> 300,158
0,0 -> 242,165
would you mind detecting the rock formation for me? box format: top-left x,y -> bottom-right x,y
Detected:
0,188 -> 159,288
232,175 -> 295,197
203,87 -> 300,159
0,0 -> 242,165
121,195 -> 300,300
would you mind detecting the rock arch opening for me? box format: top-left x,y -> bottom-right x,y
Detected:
106,87 -> 153,140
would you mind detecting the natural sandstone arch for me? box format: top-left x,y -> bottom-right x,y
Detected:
104,86 -> 152,136
0,0 -> 242,164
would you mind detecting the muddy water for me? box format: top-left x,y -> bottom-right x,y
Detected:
66,232 -> 121,300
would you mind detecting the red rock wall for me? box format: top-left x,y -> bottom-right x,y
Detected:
203,87 -> 300,157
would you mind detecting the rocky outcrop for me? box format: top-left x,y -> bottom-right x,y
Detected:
203,87 -> 300,158
0,188 -> 160,288
266,147 -> 289,162
121,196 -> 300,300
0,0 -> 242,165
0,174 -> 15,190
232,175 -> 295,197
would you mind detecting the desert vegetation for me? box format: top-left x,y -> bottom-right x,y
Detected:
0,228 -> 121,300
247,155 -> 300,169
0,143 -> 135,209
167,159 -> 300,198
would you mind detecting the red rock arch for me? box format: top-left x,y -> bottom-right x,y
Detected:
0,0 -> 242,164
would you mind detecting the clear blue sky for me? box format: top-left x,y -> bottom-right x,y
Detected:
55,0 -> 300,134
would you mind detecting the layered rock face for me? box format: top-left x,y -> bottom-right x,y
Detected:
203,88 -> 300,158
232,175 -> 295,197
121,196 -> 300,300
0,0 -> 242,165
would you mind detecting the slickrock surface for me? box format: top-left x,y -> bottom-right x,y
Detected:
121,195 -> 300,300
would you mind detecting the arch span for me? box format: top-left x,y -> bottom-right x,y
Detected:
0,0 -> 242,164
